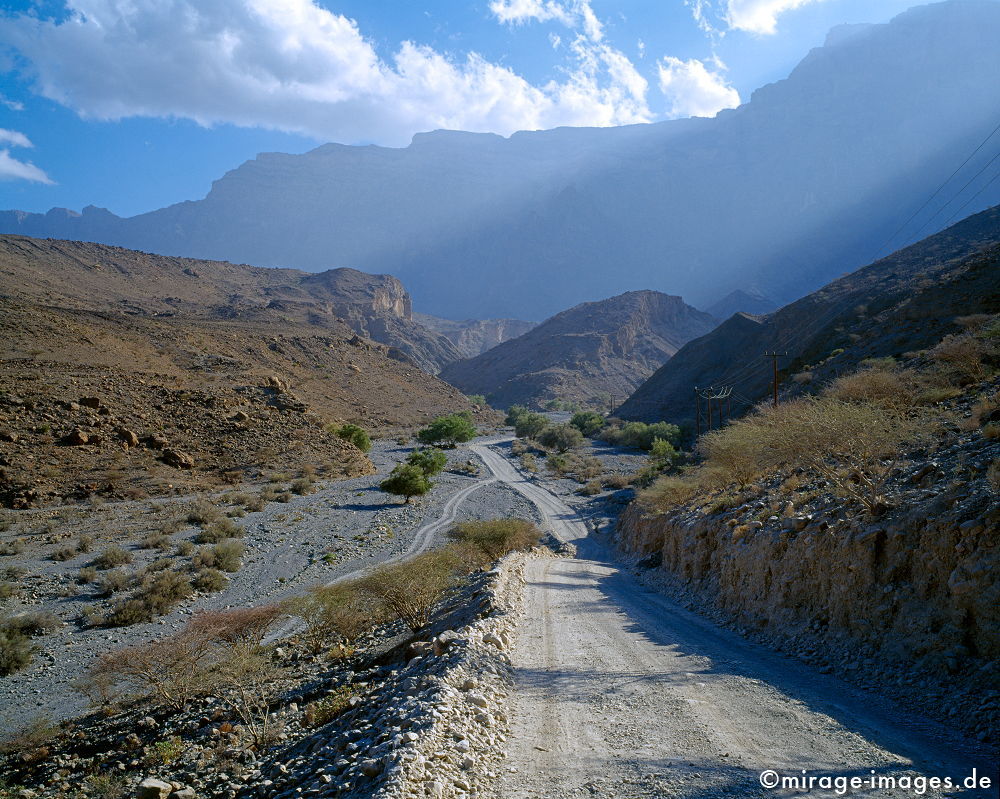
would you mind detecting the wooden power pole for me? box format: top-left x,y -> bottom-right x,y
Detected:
763,352 -> 786,407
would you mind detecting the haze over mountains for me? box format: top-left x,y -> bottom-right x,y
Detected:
3,1 -> 998,322
439,291 -> 716,409
617,205 -> 1000,427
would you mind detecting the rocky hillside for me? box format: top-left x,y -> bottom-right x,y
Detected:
618,205 -> 1000,426
0,237 -> 489,507
0,235 -> 461,374
413,314 -> 536,359
3,2 -> 998,320
703,288 -> 777,321
439,291 -> 716,409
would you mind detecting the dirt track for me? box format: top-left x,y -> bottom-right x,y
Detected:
474,445 -> 997,799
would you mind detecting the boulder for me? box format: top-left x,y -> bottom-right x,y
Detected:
161,449 -> 195,469
433,630 -> 461,655
62,428 -> 89,446
144,434 -> 169,450
231,411 -> 250,423
79,396 -> 102,409
136,778 -> 172,799
116,429 -> 140,447
0,431 -> 17,443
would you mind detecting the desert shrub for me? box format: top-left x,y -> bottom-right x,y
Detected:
601,421 -> 681,451
295,583 -> 375,653
303,686 -> 356,727
142,533 -> 173,551
329,423 -> 371,453
85,775 -> 126,799
407,448 -> 448,477
0,630 -> 33,675
792,371 -> 813,384
380,464 -> 432,504
825,367 -> 919,409
930,334 -> 987,380
186,500 -> 221,526
546,453 -> 568,477
140,557 -> 177,576
968,394 -> 999,427
148,736 -> 185,765
138,570 -> 194,615
0,581 -> 15,600
192,568 -> 229,592
513,412 -> 550,440
449,518 -> 541,562
50,545 -> 78,562
94,546 -> 132,570
97,569 -> 130,596
417,413 -> 476,447
245,496 -> 267,512
290,477 -> 314,496
648,437 -> 679,468
580,480 -> 602,496
915,386 -> 962,405
698,415 -> 772,488
77,534 -> 94,553
0,716 -> 58,757
175,540 -> 195,556
520,453 -> 538,472
988,460 -> 1000,493
466,394 -> 487,406
104,598 -> 153,627
983,423 -> 1000,441
2,611 -> 59,637
0,539 -> 25,556
211,540 -> 244,573
538,423 -> 585,452
195,518 -> 243,544
602,472 -> 634,489
570,410 -> 606,437
357,550 -> 459,631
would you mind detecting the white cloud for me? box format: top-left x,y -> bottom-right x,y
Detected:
687,0 -> 829,35
0,93 -> 24,111
0,128 -> 53,183
0,0 -> 652,145
725,0 -> 829,34
0,128 -> 32,148
657,56 -> 740,118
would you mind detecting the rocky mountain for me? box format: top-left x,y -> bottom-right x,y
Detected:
616,205 -> 1000,427
414,314 -> 537,358
704,289 -> 777,321
2,2 -> 998,321
0,235 -> 490,506
438,290 -> 717,409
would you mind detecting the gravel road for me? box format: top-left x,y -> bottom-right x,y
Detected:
478,448 -> 997,799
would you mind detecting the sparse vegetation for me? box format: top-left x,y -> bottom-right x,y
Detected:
448,519 -> 541,562
406,448 -> 448,477
416,412 -> 476,447
538,423 -> 584,452
380,463 -> 432,504
356,549 -> 459,631
94,546 -> 133,570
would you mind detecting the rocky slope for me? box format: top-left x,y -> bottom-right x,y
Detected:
617,204 -> 1000,426
3,1 -> 999,319
413,314 -> 536,359
0,237 -> 490,506
703,288 -> 777,321
616,382 -> 1000,746
439,290 -> 717,409
0,236 -> 461,374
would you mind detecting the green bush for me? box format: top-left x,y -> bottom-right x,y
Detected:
406,448 -> 448,477
466,394 -> 487,407
192,568 -> 229,592
570,411 -> 605,437
505,405 -> 529,426
212,540 -> 245,573
138,570 -> 194,614
194,518 -> 243,544
332,423 -> 372,453
380,464 -> 432,504
538,423 -> 584,452
186,500 -> 221,526
105,598 -> 153,627
290,477 -> 314,495
601,421 -> 681,451
417,413 -> 476,447
513,412 -> 550,439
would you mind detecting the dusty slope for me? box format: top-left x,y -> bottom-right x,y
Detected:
0,235 -> 462,373
618,205 -> 1000,426
439,290 -> 717,409
0,238 -> 491,506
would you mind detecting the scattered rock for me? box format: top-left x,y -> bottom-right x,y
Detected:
161,449 -> 195,469
136,778 -> 173,799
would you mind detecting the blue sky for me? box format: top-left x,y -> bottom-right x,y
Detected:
0,0 -> 920,217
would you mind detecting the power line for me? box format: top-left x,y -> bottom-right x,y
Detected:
906,148 -> 1000,243
943,167 -> 1000,228
870,119 -> 1000,260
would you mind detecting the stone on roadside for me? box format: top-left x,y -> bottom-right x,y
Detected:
136,778 -> 172,799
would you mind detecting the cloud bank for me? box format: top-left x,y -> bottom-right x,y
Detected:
689,0 -> 831,35
0,0 -> 743,146
657,57 -> 740,118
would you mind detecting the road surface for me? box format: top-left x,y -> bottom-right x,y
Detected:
470,444 -> 996,799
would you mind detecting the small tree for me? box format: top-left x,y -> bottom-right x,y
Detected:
648,437 -> 678,469
333,423 -> 371,453
505,405 -> 529,426
407,448 -> 448,477
514,412 -> 550,439
357,550 -> 459,631
417,413 -> 476,447
380,464 -> 432,503
570,411 -> 605,437
538,423 -> 584,452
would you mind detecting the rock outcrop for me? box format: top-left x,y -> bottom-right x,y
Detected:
439,290 -> 717,409
414,314 -> 537,358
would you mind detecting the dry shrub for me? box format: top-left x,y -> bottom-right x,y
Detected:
792,371 -> 813,384
639,475 -> 700,511
579,480 -> 602,496
930,334 -> 987,381
2,611 -> 59,637
186,500 -> 222,526
303,686 -> 356,728
50,544 -> 78,562
294,583 -> 375,653
0,715 -> 58,760
356,550 -> 459,632
602,473 -> 633,489
698,416 -> 772,488
94,546 -> 132,570
192,568 -> 228,592
825,367 -> 919,410
988,460 -> 1000,494
97,569 -> 130,596
195,518 -> 243,544
193,539 -> 244,572
448,518 -> 541,562
968,394 -> 999,428
0,629 -> 33,675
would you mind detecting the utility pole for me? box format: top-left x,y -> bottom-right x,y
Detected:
694,388 -> 701,437
763,352 -> 787,407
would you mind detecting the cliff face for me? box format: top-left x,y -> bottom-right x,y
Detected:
618,205 -> 1000,426
3,2 -> 999,320
438,290 -> 717,409
414,314 -> 537,358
